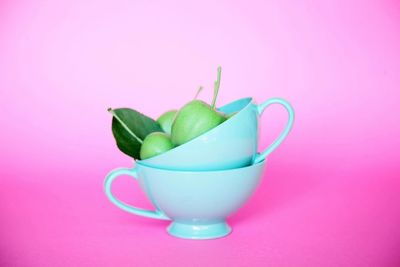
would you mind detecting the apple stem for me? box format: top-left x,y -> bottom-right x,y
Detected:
211,66 -> 222,109
194,86 -> 203,99
108,108 -> 144,144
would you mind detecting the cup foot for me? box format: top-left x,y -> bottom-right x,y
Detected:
166,221 -> 232,239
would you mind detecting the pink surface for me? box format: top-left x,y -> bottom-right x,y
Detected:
1,0 -> 400,266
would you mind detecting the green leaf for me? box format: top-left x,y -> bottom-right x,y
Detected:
109,108 -> 162,159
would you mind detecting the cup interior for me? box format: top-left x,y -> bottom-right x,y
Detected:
217,97 -> 252,114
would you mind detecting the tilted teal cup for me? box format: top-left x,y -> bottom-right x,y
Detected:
104,160 -> 266,239
138,97 -> 294,171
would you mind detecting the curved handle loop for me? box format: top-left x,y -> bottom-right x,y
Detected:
104,167 -> 170,220
254,97 -> 295,163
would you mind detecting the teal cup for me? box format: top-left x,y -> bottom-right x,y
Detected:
104,159 -> 266,239
138,97 -> 294,171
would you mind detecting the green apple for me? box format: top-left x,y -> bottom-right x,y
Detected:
171,100 -> 226,145
157,110 -> 177,135
140,132 -> 174,159
171,66 -> 226,145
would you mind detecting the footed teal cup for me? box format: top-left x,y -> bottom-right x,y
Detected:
104,160 -> 266,239
138,97 -> 294,171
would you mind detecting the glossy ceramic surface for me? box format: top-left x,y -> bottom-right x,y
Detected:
137,97 -> 294,171
104,160 -> 266,239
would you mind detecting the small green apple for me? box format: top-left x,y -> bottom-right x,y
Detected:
157,110 -> 177,135
171,66 -> 226,145
171,100 -> 226,145
140,132 -> 174,159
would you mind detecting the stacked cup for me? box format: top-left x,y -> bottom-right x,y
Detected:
104,97 -> 295,239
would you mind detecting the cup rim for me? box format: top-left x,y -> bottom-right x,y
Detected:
137,97 -> 254,163
135,158 -> 266,173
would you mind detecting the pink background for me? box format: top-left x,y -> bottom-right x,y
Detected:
1,0 -> 400,266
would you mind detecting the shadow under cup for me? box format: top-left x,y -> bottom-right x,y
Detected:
104,159 -> 267,239
138,97 -> 294,171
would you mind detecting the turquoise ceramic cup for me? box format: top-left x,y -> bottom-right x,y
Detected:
138,97 -> 294,171
104,160 -> 266,239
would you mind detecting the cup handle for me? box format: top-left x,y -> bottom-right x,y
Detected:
104,167 -> 170,220
253,97 -> 295,163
